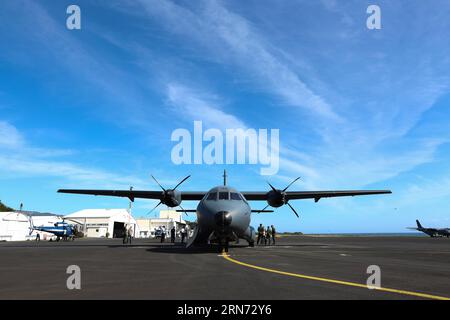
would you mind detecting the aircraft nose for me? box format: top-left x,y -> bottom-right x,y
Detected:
214,211 -> 232,227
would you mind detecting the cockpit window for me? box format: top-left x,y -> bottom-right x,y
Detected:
218,192 -> 229,200
230,193 -> 241,200
206,192 -> 217,201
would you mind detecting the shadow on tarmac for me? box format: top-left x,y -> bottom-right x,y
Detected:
146,243 -> 245,254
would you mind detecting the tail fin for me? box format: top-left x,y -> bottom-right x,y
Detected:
416,220 -> 423,229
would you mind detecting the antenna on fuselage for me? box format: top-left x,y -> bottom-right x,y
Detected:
223,170 -> 227,186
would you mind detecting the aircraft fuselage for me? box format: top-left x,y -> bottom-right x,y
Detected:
191,185 -> 255,247
418,228 -> 450,238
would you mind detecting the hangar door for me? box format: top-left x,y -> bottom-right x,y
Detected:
113,222 -> 125,238
86,227 -> 107,238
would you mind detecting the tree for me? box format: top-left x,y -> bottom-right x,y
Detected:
0,201 -> 14,212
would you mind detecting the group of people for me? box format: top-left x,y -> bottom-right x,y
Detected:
122,224 -> 189,245
160,226 -> 189,244
122,225 -> 133,244
257,224 -> 276,245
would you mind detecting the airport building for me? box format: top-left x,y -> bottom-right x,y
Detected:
64,208 -> 140,238
1,208 -> 187,241
136,210 -> 187,238
0,211 -> 62,241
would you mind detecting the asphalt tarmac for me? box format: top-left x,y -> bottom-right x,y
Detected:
0,235 -> 449,300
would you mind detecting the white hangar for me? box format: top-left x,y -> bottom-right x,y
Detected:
64,208 -> 139,238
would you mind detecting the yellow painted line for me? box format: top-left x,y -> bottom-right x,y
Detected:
222,253 -> 450,300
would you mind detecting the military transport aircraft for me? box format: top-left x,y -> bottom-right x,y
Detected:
408,220 -> 450,238
58,171 -> 391,251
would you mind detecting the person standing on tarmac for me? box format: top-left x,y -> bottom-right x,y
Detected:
122,225 -> 128,244
170,226 -> 176,243
271,225 -> 276,245
257,224 -> 264,245
127,226 -> 133,244
265,226 -> 272,246
160,227 -> 166,243
180,226 -> 187,243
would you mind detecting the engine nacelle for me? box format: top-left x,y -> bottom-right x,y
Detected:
162,190 -> 182,207
266,190 -> 286,208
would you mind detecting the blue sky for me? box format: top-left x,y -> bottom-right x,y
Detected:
1,0 -> 450,232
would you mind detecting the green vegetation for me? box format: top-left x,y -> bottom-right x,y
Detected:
0,201 -> 14,212
279,232 -> 304,235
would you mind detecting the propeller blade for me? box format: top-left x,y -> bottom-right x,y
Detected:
178,204 -> 188,216
151,175 -> 166,192
287,202 -> 300,218
267,181 -> 277,192
173,175 -> 191,191
147,201 -> 162,215
282,177 -> 301,192
259,204 -> 270,213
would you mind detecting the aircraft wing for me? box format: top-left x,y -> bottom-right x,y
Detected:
57,189 -> 208,201
241,190 -> 391,201
58,189 -> 391,202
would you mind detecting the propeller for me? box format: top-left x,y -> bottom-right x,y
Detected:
286,202 -> 299,218
175,204 -> 189,216
260,177 -> 301,218
147,174 -> 191,215
147,200 -> 162,215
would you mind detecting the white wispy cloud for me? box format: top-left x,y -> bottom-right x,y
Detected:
135,0 -> 341,121
0,121 -> 24,149
0,120 -> 147,188
4,0 -> 450,208
164,81 -> 324,179
1,1 -> 162,133
132,0 -> 450,190
167,83 -> 246,130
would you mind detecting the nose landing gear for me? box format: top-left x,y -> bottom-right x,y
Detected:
219,239 -> 229,253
